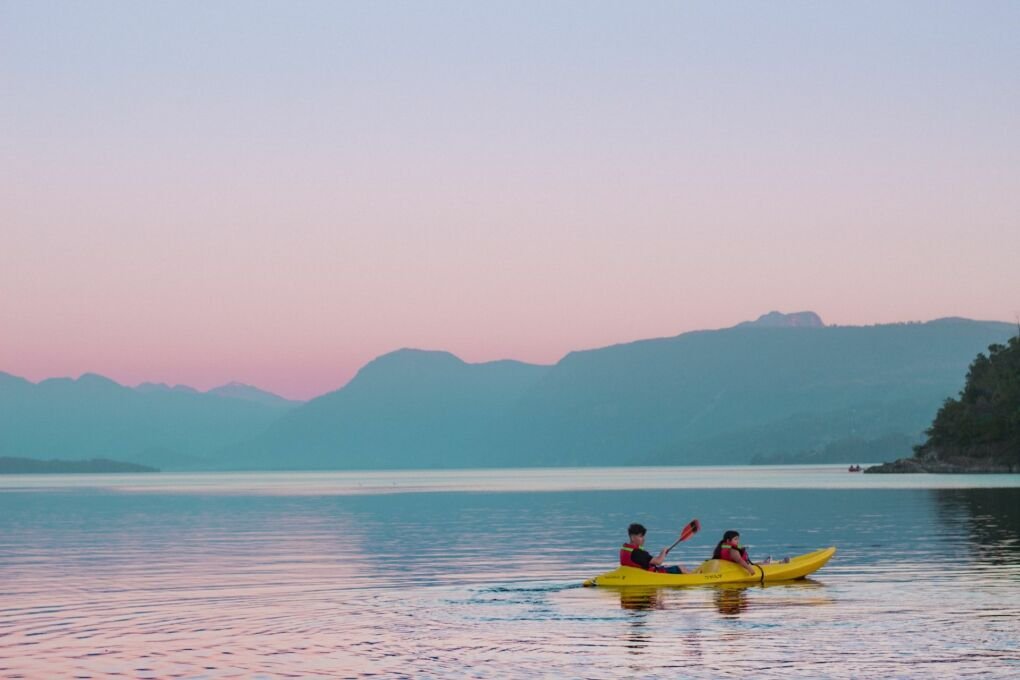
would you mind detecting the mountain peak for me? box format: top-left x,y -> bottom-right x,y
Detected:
135,382 -> 199,394
363,348 -> 466,371
75,373 -> 125,391
0,371 -> 32,392
737,311 -> 825,328
387,347 -> 464,361
927,317 -> 977,325
207,382 -> 298,406
338,349 -> 470,393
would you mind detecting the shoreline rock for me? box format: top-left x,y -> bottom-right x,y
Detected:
865,446 -> 1018,474
864,458 -> 1018,473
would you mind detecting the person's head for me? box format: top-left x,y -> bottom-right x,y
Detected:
628,523 -> 647,546
722,530 -> 740,546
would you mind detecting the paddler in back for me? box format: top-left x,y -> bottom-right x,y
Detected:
620,523 -> 689,574
713,530 -> 756,576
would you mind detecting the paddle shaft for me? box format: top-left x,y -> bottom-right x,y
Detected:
664,537 -> 686,554
664,519 -> 700,555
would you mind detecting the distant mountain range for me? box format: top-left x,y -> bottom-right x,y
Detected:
0,456 -> 157,474
2,312 -> 1016,470
135,380 -> 299,407
0,374 -> 298,469
224,312 -> 1016,469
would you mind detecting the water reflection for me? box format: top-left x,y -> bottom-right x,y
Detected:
606,579 -> 831,617
933,488 -> 1020,564
617,587 -> 665,611
2,476 -> 1019,678
713,585 -> 750,616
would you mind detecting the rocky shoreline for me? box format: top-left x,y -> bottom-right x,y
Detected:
865,447 -> 1018,474
865,458 -> 1018,473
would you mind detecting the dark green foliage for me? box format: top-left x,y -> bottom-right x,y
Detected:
919,335 -> 1020,462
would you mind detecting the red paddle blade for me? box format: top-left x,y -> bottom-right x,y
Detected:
679,518 -> 700,542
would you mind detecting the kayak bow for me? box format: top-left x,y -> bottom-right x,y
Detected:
583,546 -> 836,587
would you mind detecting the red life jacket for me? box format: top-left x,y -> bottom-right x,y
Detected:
714,543 -> 750,564
620,543 -> 665,572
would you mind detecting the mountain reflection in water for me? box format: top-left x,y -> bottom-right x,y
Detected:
934,487 -> 1020,564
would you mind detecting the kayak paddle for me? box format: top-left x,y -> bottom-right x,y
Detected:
665,518 -> 700,554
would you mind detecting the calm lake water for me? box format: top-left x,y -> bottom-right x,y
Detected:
1,466 -> 1018,678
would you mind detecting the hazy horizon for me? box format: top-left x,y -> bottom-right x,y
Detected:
3,2 -> 1018,399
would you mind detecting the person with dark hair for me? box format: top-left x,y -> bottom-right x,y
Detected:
620,523 -> 688,574
713,530 -> 757,576
714,531 -> 790,572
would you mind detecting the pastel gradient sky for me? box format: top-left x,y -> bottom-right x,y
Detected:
2,2 -> 1018,399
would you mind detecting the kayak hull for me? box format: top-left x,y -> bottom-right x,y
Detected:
583,546 -> 836,587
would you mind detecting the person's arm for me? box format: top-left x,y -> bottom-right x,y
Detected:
650,547 -> 668,567
726,547 -> 756,575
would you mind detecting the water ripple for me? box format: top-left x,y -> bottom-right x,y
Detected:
1,476 -> 1018,677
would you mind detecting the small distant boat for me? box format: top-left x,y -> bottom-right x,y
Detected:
848,465 -> 862,472
583,546 -> 836,587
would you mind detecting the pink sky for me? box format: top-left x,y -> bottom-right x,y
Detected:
2,3 -> 1018,400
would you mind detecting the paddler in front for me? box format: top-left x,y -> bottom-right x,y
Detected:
621,523 -> 689,574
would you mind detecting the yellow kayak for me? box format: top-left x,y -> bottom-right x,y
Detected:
583,546 -> 836,587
